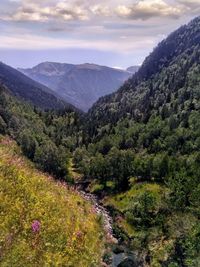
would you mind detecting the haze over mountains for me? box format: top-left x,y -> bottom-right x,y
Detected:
0,62 -> 72,110
19,63 -> 139,111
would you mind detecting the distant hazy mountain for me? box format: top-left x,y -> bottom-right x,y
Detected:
0,62 -> 73,110
127,65 -> 140,73
19,62 -> 138,111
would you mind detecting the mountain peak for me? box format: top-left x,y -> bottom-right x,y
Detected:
18,62 -> 135,111
20,62 -> 75,77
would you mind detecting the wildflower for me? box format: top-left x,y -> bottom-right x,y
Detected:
76,231 -> 82,238
32,220 -> 41,233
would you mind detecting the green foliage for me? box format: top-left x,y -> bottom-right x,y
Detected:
34,141 -> 69,178
0,115 -> 6,134
125,191 -> 159,227
0,86 -> 82,179
18,129 -> 37,159
72,17 -> 200,266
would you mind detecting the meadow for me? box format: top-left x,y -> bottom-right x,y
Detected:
0,136 -> 104,267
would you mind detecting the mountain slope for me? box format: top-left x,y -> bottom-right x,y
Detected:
126,65 -> 140,73
0,84 -> 84,180
74,16 -> 200,266
0,136 -> 103,266
0,62 -> 73,110
19,62 -> 135,111
89,16 -> 200,128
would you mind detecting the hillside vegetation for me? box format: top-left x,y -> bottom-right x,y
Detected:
0,85 -> 83,180
89,16 -> 200,127
0,136 -> 104,267
73,16 -> 200,266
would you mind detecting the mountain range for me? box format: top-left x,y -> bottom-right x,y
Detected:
0,62 -> 72,110
19,63 -> 139,111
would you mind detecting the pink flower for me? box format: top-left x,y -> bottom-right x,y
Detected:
32,220 -> 41,233
76,231 -> 82,238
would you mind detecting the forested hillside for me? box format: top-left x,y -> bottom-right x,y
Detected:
0,85 -> 83,180
73,16 -> 200,266
89,16 -> 200,129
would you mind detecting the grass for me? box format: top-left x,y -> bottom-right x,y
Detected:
0,137 -> 104,267
68,158 -> 83,182
104,182 -> 164,212
104,183 -> 165,241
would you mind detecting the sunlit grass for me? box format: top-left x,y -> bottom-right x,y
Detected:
0,137 -> 104,267
105,182 -> 164,212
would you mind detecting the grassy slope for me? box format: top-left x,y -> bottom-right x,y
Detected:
0,137 -> 103,267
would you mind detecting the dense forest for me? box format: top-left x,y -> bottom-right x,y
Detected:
1,16 -> 200,266
74,16 -> 200,266
0,85 -> 83,180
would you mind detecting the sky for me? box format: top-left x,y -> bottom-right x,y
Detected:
0,0 -> 199,69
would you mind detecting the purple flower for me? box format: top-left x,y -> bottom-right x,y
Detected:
76,231 -> 82,238
32,220 -> 41,233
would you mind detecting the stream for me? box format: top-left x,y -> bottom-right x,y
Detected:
79,190 -> 137,267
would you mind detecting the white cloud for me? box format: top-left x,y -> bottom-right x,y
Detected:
116,5 -> 132,17
90,5 -> 110,16
1,0 -> 198,23
116,0 -> 183,20
177,0 -> 200,13
4,1 -> 89,22
112,66 -> 124,69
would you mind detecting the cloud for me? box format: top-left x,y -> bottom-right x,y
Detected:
178,0 -> 200,6
116,0 -> 183,20
177,0 -> 200,13
4,1 -> 89,22
90,5 -> 110,17
1,0 -> 198,23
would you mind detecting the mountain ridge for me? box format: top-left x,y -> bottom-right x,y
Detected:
88,16 -> 200,127
0,61 -> 76,111
19,62 -> 139,111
